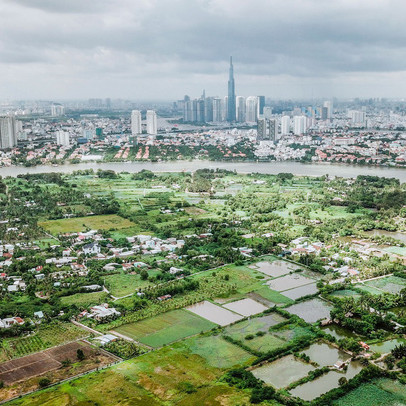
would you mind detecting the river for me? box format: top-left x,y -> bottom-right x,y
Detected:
2,160 -> 406,180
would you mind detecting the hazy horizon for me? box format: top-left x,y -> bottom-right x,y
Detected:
2,0 -> 406,100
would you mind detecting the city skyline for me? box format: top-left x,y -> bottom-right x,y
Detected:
1,1 -> 406,100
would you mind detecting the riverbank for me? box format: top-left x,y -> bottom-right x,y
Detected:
2,160 -> 406,180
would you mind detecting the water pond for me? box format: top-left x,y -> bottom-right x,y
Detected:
249,260 -> 298,278
302,342 -> 350,367
223,298 -> 268,316
282,283 -> 318,300
369,338 -> 406,354
267,273 -> 314,292
321,324 -> 360,340
290,361 -> 363,401
251,354 -> 315,388
186,301 -> 243,326
285,298 -> 333,323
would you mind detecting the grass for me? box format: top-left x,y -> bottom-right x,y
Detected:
254,286 -> 294,304
224,313 -> 287,340
0,322 -> 88,361
104,272 -> 155,297
60,291 -> 108,307
355,284 -> 386,295
8,335 -> 254,405
364,276 -> 406,294
39,214 -> 135,235
113,309 -> 217,347
184,335 -> 255,368
333,378 -> 406,406
384,246 -> 406,256
243,333 -> 287,353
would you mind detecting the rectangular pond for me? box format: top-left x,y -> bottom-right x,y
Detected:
285,298 -> 333,323
267,273 -> 315,292
186,300 -> 243,326
282,283 -> 318,300
303,342 -> 350,367
290,361 -> 363,401
251,354 -> 315,389
369,338 -> 406,354
249,260 -> 298,277
223,298 -> 268,316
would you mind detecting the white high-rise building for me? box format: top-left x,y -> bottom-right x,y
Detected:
212,98 -> 222,122
281,115 -> 291,135
350,110 -> 366,125
51,104 -> 65,117
245,96 -> 258,123
294,116 -> 307,135
222,96 -> 228,122
0,116 -> 17,149
131,110 -> 142,135
56,130 -> 70,147
323,101 -> 333,119
236,96 -> 245,122
146,110 -> 157,135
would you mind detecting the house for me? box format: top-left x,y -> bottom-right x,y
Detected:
83,242 -> 101,255
83,284 -> 102,291
169,267 -> 183,275
34,311 -> 44,319
89,304 -> 121,321
93,334 -> 118,346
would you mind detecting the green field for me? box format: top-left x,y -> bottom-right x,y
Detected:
60,291 -> 108,307
354,284 -> 384,296
333,379 -> 406,406
364,276 -> 406,295
224,313 -> 287,340
184,335 -> 255,368
8,335 -> 255,406
254,286 -> 294,304
0,322 -> 87,362
104,271 -> 157,297
384,246 -> 406,256
39,214 -> 135,234
113,309 -> 217,347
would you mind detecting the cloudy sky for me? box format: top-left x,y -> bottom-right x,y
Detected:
1,0 -> 406,100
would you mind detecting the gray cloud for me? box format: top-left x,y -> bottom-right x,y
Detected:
1,0 -> 406,99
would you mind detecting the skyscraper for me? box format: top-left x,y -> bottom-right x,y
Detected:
56,130 -> 70,147
294,116 -> 307,135
257,96 -> 265,116
131,110 -> 142,135
146,110 -> 157,135
323,101 -> 333,119
227,57 -> 236,122
236,96 -> 246,122
281,115 -> 291,135
212,98 -> 222,122
0,116 -> 17,149
245,96 -> 258,122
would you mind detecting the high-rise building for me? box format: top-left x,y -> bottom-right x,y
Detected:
212,98 -> 222,122
236,96 -> 246,122
268,119 -> 277,141
0,116 -> 17,149
146,110 -> 157,135
321,107 -> 328,120
323,101 -> 333,119
294,116 -> 307,135
281,115 -> 291,135
227,57 -> 236,122
350,110 -> 366,125
51,104 -> 65,117
223,96 -> 228,122
246,96 -> 258,122
257,96 -> 265,116
131,110 -> 142,136
263,107 -> 273,119
205,97 -> 213,122
196,99 -> 205,123
257,118 -> 267,140
56,130 -> 70,147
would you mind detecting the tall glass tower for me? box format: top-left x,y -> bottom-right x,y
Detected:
227,56 -> 236,122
